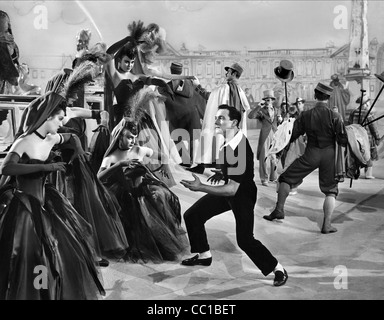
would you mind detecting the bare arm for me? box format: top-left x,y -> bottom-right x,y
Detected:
65,107 -> 92,119
97,158 -> 140,182
63,108 -> 107,126
140,62 -> 194,81
180,173 -> 239,197
97,161 -> 122,182
138,76 -> 174,98
18,81 -> 41,95
141,146 -> 167,163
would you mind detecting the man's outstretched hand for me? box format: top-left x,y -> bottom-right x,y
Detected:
180,173 -> 202,192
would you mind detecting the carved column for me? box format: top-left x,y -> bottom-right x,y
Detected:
348,0 -> 369,71
345,0 -> 371,112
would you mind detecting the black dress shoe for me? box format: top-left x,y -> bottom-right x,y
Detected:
263,209 -> 285,221
273,269 -> 288,287
96,258 -> 109,267
181,254 -> 212,266
185,165 -> 205,174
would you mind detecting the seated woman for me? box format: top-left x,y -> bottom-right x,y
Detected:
97,117 -> 188,263
103,24 -> 185,186
0,91 -> 105,300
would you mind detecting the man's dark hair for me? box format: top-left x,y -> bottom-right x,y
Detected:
314,89 -> 330,101
218,104 -> 241,127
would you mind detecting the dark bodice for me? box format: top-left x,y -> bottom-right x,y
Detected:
15,154 -> 49,204
114,78 -> 146,106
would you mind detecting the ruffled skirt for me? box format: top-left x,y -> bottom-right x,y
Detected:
103,167 -> 188,263
52,154 -> 129,259
0,184 -> 105,300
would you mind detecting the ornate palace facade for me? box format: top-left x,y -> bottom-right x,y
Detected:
153,40 -> 383,106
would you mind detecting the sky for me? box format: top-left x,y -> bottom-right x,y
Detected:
2,1 -> 384,58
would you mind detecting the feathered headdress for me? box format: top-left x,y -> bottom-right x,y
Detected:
107,21 -> 146,64
127,20 -> 160,64
127,20 -> 147,44
61,60 -> 100,100
128,87 -> 166,124
75,42 -> 111,66
76,29 -> 91,43
18,91 -> 66,137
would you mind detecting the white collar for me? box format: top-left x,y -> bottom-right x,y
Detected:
220,129 -> 243,151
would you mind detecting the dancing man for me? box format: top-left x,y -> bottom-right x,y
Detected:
263,83 -> 348,234
181,105 -> 288,287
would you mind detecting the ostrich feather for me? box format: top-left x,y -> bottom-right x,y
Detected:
127,20 -> 146,43
62,60 -> 100,99
129,87 -> 166,123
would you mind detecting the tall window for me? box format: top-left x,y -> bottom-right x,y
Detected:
297,61 -> 304,76
306,60 -> 313,76
250,61 -> 256,78
206,61 -> 213,77
261,60 -> 268,79
316,60 -> 322,76
197,61 -> 203,77
215,60 -> 222,78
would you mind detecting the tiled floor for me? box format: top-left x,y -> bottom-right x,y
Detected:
101,129 -> 384,300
